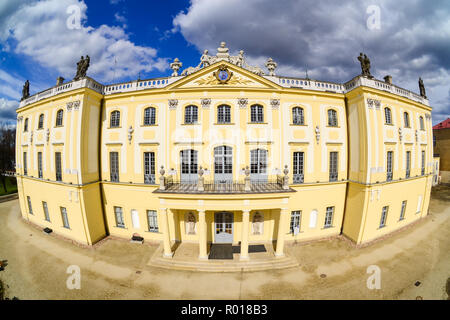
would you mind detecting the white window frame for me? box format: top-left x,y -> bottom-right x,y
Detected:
61,207 -> 69,229
147,210 -> 159,232
43,201 -> 50,222
400,200 -> 407,220
324,206 -> 334,228
114,206 -> 125,228
290,211 -> 301,234
380,206 -> 388,228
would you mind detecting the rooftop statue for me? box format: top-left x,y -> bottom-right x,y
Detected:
21,80 -> 30,101
180,42 -> 266,77
74,55 -> 90,81
357,52 -> 373,78
418,77 -> 427,98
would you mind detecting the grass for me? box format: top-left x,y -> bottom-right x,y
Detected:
0,176 -> 18,196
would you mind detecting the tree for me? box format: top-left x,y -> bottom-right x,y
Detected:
0,123 -> 16,193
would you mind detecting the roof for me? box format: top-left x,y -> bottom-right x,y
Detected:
433,118 -> 450,130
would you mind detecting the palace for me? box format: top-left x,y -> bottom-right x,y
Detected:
15,42 -> 433,261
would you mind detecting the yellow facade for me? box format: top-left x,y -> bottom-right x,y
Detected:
15,48 -> 433,260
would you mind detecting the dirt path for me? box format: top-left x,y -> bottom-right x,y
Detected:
0,186 -> 449,300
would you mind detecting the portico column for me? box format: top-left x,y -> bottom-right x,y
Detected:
240,209 -> 250,260
275,208 -> 289,258
198,210 -> 208,260
160,208 -> 173,258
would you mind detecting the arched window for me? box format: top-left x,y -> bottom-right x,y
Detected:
24,118 -> 28,132
38,114 -> 44,129
56,109 -> 64,127
110,110 -> 120,127
327,109 -> 337,127
184,105 -> 198,124
419,116 -> 424,130
250,104 -> 264,123
143,107 -> 156,125
292,107 -> 304,125
217,105 -> 231,123
384,107 -> 392,124
404,112 -> 410,128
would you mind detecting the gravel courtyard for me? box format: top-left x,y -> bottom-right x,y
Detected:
0,186 -> 449,300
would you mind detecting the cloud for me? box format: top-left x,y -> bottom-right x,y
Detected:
114,12 -> 127,28
1,0 -> 168,82
0,97 -> 19,123
173,0 -> 450,124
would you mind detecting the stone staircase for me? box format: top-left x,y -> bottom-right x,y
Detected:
148,244 -> 299,272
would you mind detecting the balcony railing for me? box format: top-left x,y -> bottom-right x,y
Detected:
159,176 -> 292,194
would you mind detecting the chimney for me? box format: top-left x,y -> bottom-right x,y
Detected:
383,75 -> 392,85
56,76 -> 65,86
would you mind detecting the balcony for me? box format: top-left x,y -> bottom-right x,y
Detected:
154,166 -> 294,194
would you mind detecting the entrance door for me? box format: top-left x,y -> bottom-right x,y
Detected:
180,150 -> 198,183
214,146 -> 233,183
250,149 -> 268,182
215,212 -> 234,243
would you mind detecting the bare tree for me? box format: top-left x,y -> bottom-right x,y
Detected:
0,123 -> 16,193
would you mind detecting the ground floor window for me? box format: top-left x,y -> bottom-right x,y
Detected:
324,206 -> 334,228
27,196 -> 33,215
147,210 -> 158,232
380,206 -> 388,228
61,207 -> 69,229
290,211 -> 301,234
114,206 -> 125,228
43,201 -> 50,222
399,200 -> 407,220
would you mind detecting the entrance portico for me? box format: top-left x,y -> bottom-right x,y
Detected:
156,193 -> 292,261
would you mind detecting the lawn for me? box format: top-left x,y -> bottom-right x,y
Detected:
0,176 -> 18,196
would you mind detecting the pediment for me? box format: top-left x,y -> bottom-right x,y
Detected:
165,61 -> 281,91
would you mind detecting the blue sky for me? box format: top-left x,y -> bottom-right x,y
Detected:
1,0 -> 449,126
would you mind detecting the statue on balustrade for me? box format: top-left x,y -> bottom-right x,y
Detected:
21,80 -> 30,101
74,55 -> 90,81
357,52 -> 373,78
418,77 -> 427,98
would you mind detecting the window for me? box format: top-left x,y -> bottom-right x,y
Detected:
250,149 -> 267,175
403,112 -> 410,128
43,202 -> 50,222
416,195 -> 422,214
384,107 -> 392,124
386,151 -> 393,181
433,135 -> 436,147
38,114 -> 44,129
217,105 -> 231,123
421,150 -> 425,176
324,207 -> 334,228
380,206 -> 388,228
114,206 -> 125,228
329,152 -> 338,182
24,118 -> 28,132
293,151 -> 304,183
61,207 -> 69,229
250,104 -> 264,123
55,152 -> 62,181
144,107 -> 156,125
181,149 -> 198,182
292,107 -> 304,125
110,152 -> 119,182
327,109 -> 338,127
419,116 -> 424,130
405,151 -> 411,178
37,152 -> 43,178
400,201 -> 407,220
144,152 -> 155,184
184,105 -> 198,124
23,152 -> 27,176
147,210 -> 158,232
290,211 -> 301,234
110,110 -> 120,127
27,196 -> 33,215
56,109 -> 64,127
